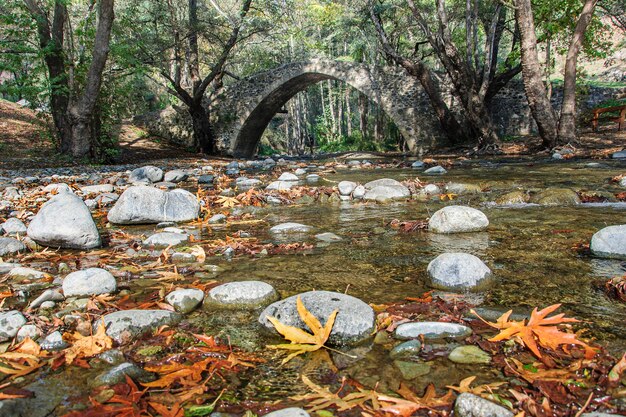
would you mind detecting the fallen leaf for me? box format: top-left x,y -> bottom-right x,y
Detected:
63,322 -> 113,365
266,296 -> 338,364
471,304 -> 596,359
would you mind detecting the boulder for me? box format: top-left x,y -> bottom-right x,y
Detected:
63,268 -> 117,297
427,253 -> 492,291
266,181 -> 294,191
363,179 -> 410,202
129,166 -> 163,184
107,186 -> 199,224
204,281 -> 279,309
27,193 -> 100,249
259,291 -> 375,346
278,172 -> 299,181
591,225 -> 626,259
428,206 -> 489,233
98,310 -> 181,344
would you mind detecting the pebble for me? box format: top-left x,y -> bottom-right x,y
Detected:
165,288 -> 205,313
0,311 -> 27,342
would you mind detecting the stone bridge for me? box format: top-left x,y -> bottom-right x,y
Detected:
211,60 -> 443,157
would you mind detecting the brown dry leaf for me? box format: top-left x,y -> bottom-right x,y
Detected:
215,196 -> 239,208
609,352 -> 626,384
63,322 -> 113,364
378,383 -> 454,416
471,304 -> 596,359
507,358 -> 581,384
447,376 -> 506,396
190,245 -> 206,262
0,338 -> 44,378
291,375 -> 379,412
266,296 -> 338,364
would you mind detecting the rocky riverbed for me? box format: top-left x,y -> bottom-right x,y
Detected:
0,151 -> 625,416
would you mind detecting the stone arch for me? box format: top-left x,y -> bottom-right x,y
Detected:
211,60 -> 443,158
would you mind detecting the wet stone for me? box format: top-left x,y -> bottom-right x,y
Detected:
164,170 -> 188,183
0,310 -> 27,342
315,232 -> 342,242
94,362 -> 156,387
278,172 -> 299,181
448,345 -> 491,364
259,291 -> 375,346
428,206 -> 489,234
198,174 -> 215,184
424,165 -> 447,175
62,268 -> 117,297
39,331 -> 69,351
80,184 -> 114,194
338,181 -> 357,196
394,360 -> 431,379
8,266 -> 49,280
427,253 -> 492,291
445,183 -> 482,195
389,340 -> 422,360
533,188 -> 580,206
455,393 -> 513,417
269,222 -> 312,234
0,262 -> 20,274
591,225 -> 626,260
208,213 -> 227,224
16,324 -> 42,342
394,322 -> 472,341
98,309 -> 182,344
266,180 -> 294,191
495,191 -> 529,205
165,288 -> 205,313
204,281 -> 279,310
29,289 -> 64,309
143,232 -> 189,248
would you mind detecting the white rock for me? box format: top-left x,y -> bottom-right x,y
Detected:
428,206 -> 489,233
63,268 -> 117,297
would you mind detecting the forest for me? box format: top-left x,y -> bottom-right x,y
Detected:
1,1 -> 626,417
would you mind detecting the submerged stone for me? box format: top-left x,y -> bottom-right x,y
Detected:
394,321 -> 472,341
98,310 -> 182,344
427,252 -> 492,291
590,225 -> 626,259
448,345 -> 491,364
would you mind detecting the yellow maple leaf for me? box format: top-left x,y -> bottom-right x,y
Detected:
266,296 -> 338,364
63,322 -> 113,364
446,375 -> 506,396
215,196 -> 239,208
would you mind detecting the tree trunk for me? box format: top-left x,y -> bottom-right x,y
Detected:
189,103 -> 214,153
557,0 -> 599,143
514,0 -> 559,148
358,93 -> 368,137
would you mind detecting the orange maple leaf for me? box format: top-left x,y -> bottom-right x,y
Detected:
472,304 -> 596,359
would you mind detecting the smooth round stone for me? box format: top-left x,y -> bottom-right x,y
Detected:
63,268 -> 117,297
8,267 -> 49,280
39,331 -> 69,351
455,393 -> 513,417
16,324 -> 42,342
197,174 -> 215,184
143,232 -> 189,248
306,174 -> 320,183
612,151 -> 626,159
394,360 -> 431,379
448,345 -> 491,364
533,188 -> 580,206
80,184 -> 114,194
278,172 -> 299,181
364,185 -> 410,202
395,322 -> 472,341
427,253 -> 492,291
495,191 -> 529,205
352,185 -> 366,199
315,232 -> 342,242
294,168 -> 307,176
208,214 -> 227,224
269,222 -> 312,234
107,186 -> 199,224
424,165 -> 447,175
389,340 -> 422,359
165,288 -> 204,313
264,408 -> 310,417
98,310 -> 182,344
0,262 -> 20,274
338,181 -> 357,196
93,362 -> 156,387
164,170 -> 188,183
43,183 -> 73,194
259,291 -> 375,346
422,184 -> 441,195
591,225 -> 626,259
428,206 -> 489,234
411,161 -> 425,169
0,310 -> 27,342
364,178 -> 404,189
266,181 -> 294,191
204,281 -> 278,310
